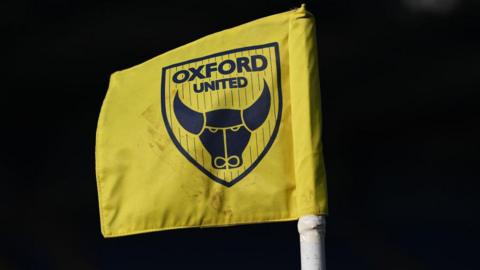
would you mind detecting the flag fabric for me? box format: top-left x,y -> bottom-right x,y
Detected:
96,4 -> 327,237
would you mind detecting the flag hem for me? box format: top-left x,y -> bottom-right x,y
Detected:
101,213 -> 327,238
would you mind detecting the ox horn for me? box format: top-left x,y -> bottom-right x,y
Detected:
242,79 -> 271,131
173,92 -> 204,134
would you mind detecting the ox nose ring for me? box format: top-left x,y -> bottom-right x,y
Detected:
213,156 -> 241,169
213,157 -> 227,169
227,156 -> 240,167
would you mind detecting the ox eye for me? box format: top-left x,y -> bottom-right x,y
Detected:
230,126 -> 241,132
207,128 -> 218,133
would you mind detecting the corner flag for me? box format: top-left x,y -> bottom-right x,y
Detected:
96,4 -> 327,237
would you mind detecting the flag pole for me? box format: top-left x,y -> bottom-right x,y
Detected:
298,215 -> 326,270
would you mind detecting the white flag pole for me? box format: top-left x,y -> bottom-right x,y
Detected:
298,215 -> 327,270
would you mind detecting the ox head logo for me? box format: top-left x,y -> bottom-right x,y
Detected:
174,80 -> 270,169
161,43 -> 282,186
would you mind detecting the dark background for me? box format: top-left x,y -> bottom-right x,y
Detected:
3,0 -> 480,269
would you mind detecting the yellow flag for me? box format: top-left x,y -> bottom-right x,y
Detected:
96,4 -> 327,237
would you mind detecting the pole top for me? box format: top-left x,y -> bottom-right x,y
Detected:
298,215 -> 326,235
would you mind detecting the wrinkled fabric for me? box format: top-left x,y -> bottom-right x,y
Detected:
96,4 -> 327,237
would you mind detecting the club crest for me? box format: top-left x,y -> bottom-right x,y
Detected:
161,43 -> 282,187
